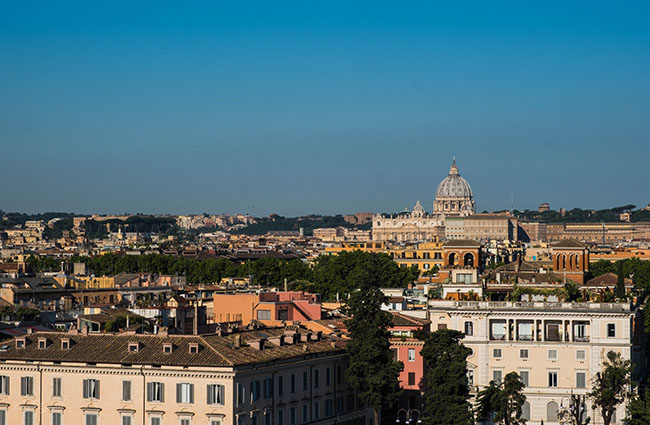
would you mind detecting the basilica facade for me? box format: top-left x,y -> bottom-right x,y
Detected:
372,159 -> 476,242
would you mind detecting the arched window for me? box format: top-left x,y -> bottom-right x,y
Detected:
547,401 -> 559,422
448,253 -> 457,266
522,401 -> 531,421
561,255 -> 567,270
463,253 -> 474,267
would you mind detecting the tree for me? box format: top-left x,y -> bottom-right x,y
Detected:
624,390 -> 650,425
558,394 -> 590,425
589,351 -> 633,425
615,262 -> 626,299
475,372 -> 527,425
420,329 -> 473,425
345,276 -> 402,425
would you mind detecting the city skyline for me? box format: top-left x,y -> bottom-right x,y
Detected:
2,2 -> 649,216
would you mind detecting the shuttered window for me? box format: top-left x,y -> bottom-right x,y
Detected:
176,383 -> 194,404
0,376 -> 9,395
21,376 -> 34,396
52,378 -> 62,397
122,380 -> 132,401
207,384 -> 225,405
147,382 -> 165,402
82,379 -> 100,399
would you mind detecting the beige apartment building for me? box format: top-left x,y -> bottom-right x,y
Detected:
0,328 -> 370,425
428,300 -> 640,425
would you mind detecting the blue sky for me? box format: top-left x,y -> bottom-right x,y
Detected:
1,1 -> 649,216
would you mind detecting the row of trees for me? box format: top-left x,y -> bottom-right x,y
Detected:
231,214 -> 371,236
513,205 -> 650,223
30,251 -> 418,301
344,278 -> 641,425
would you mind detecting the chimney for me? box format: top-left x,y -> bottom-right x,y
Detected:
249,338 -> 266,351
269,335 -> 285,346
234,334 -> 242,347
300,332 -> 312,343
193,302 -> 198,335
284,278 -> 288,292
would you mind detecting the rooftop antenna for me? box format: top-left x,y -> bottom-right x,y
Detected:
510,193 -> 514,213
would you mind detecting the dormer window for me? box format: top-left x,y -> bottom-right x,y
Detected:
61,339 -> 70,350
163,343 -> 174,354
16,338 -> 26,349
38,338 -> 48,350
128,342 -> 140,353
189,343 -> 199,354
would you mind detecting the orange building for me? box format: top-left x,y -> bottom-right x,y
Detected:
213,291 -> 322,324
551,240 -> 589,284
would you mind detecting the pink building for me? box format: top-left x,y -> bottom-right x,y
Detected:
390,313 -> 430,413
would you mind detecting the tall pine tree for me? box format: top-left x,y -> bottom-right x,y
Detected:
345,269 -> 402,425
420,329 -> 473,425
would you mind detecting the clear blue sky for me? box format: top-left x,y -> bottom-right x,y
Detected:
1,1 -> 649,216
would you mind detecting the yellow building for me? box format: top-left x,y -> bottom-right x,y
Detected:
324,241 -> 444,274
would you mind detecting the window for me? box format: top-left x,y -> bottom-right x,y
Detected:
517,321 -> 534,341
251,415 -> 257,425
490,320 -> 507,340
210,420 -> 221,425
85,413 -> 98,425
237,383 -> 245,406
290,407 -> 296,425
52,412 -> 62,425
492,370 -> 502,384
163,344 -> 173,354
325,399 -> 334,417
493,348 -> 502,358
128,342 -> 139,352
122,415 -> 133,425
0,409 -> 5,425
24,411 -> 34,425
248,380 -> 260,401
177,383 -> 194,403
0,376 -> 9,395
522,401 -> 531,421
38,339 -> 47,349
326,368 -> 331,386
520,349 -> 529,359
83,379 -> 100,399
122,380 -> 132,401
608,324 -> 616,338
61,339 -> 70,350
278,376 -> 284,396
263,378 -> 273,398
519,371 -> 529,387
408,372 -> 415,386
147,382 -> 164,402
336,366 -> 342,384
52,377 -> 62,397
576,350 -> 586,360
150,418 -> 161,425
257,310 -> 271,320
313,370 -> 319,388
464,321 -> 473,336
207,384 -> 225,405
548,371 -> 558,387
467,369 -> 474,386
548,349 -> 558,360
576,372 -> 586,389
302,371 -> 308,391
290,374 -> 296,393
574,322 -> 588,341
302,404 -> 308,424
21,376 -> 34,396
408,348 -> 416,361
314,401 -> 320,420
278,409 -> 284,425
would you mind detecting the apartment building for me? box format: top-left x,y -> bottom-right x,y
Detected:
428,300 -> 640,425
0,328 -> 370,425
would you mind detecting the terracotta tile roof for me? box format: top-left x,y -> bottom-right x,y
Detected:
552,240 -> 586,248
391,313 -> 429,327
585,273 -> 633,287
0,328 -> 345,367
443,239 -> 481,248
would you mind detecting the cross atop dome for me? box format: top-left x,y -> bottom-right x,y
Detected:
449,157 -> 459,176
